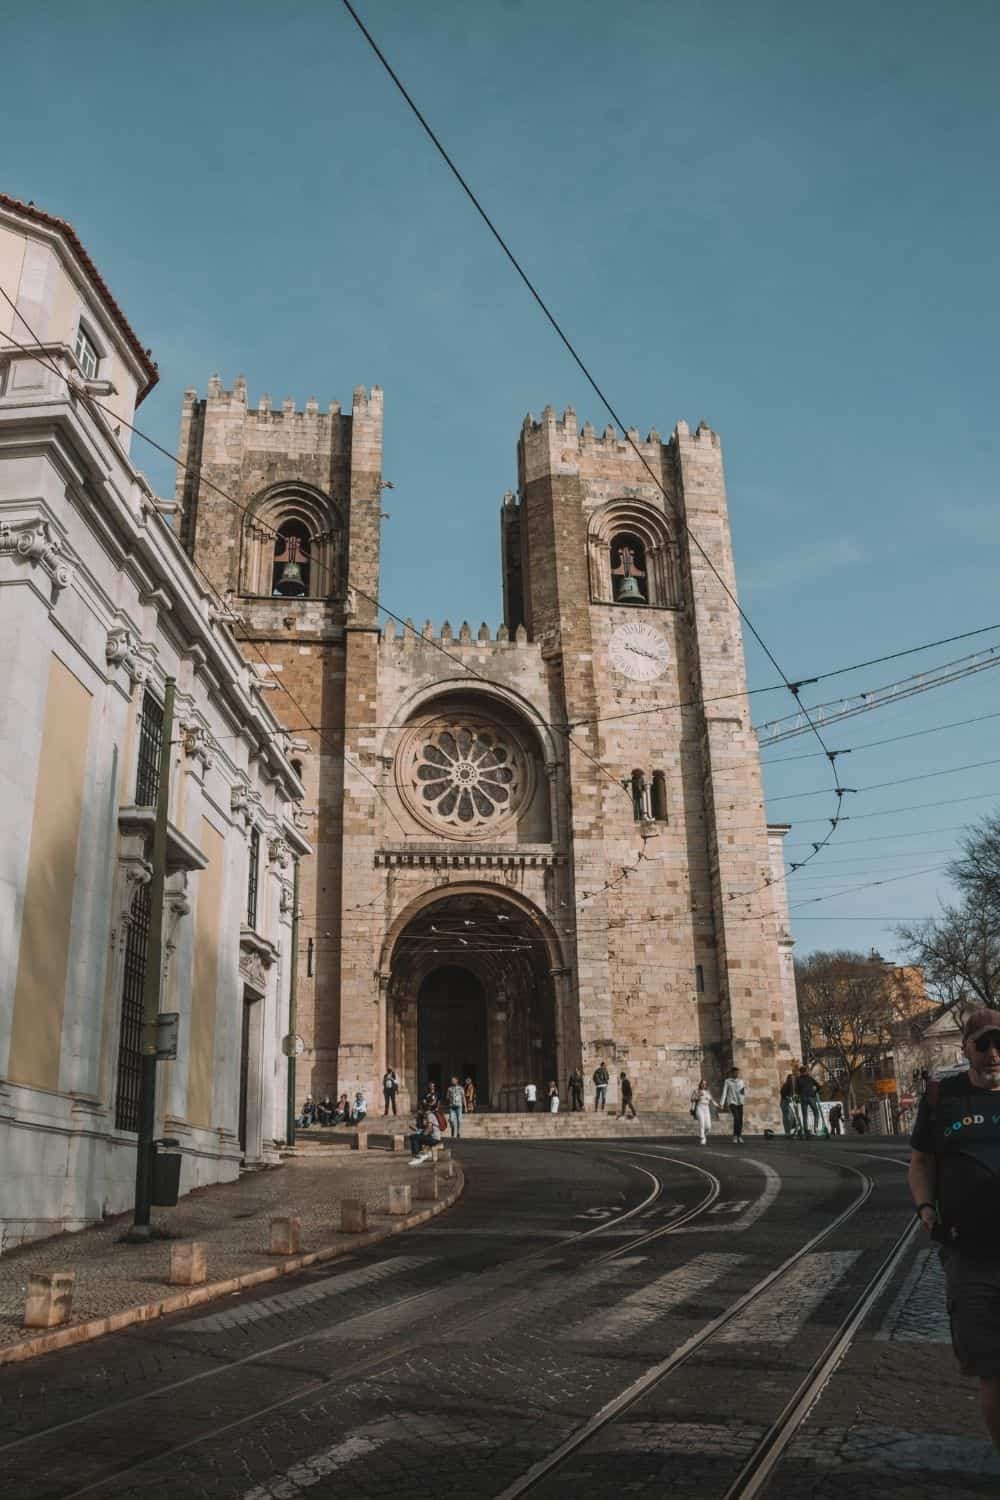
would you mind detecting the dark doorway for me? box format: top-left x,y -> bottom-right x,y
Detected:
417,966 -> 488,1101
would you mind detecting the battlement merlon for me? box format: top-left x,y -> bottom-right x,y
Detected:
517,407 -> 720,486
379,619 -> 535,650
182,376 -> 382,427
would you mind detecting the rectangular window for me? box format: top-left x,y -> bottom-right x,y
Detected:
135,691 -> 164,807
115,882 -> 150,1132
696,964 -> 705,993
246,826 -> 260,929
73,325 -> 99,379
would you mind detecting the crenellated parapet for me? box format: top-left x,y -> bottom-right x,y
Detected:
380,618 -> 534,653
188,375 -> 384,432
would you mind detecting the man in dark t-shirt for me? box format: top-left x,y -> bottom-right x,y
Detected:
909,1006 -> 1000,1452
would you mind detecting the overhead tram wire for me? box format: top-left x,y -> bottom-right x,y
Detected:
336,0 -> 856,899
766,753 -> 1000,804
0,303 -> 634,833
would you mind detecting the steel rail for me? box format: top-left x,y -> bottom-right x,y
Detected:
491,1162 -> 877,1500
722,1216 -> 919,1499
0,1154 -> 664,1467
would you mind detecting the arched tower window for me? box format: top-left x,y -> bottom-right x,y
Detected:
588,500 -> 680,609
272,520 -> 311,596
239,485 -> 343,599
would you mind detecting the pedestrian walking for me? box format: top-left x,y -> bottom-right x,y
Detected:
829,1102 -> 844,1136
524,1081 -> 537,1113
382,1068 -> 399,1116
690,1080 -> 718,1144
850,1105 -> 869,1134
568,1068 -> 585,1111
464,1076 -> 476,1113
445,1075 -> 465,1138
593,1060 -> 610,1112
909,1007 -> 1000,1452
779,1073 -> 801,1136
795,1066 -> 823,1137
617,1071 -> 637,1119
720,1067 -> 746,1143
547,1080 -> 560,1113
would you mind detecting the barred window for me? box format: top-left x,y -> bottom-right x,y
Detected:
115,883 -> 150,1132
247,826 -> 260,929
135,691 -> 164,807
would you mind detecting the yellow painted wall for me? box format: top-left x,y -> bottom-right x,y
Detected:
8,656 -> 92,1089
187,819 -> 225,1127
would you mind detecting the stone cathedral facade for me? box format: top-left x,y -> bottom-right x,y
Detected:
179,379 -> 799,1119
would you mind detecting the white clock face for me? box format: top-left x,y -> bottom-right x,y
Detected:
609,620 -> 670,682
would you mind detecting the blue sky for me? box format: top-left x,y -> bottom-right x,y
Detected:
4,1 -> 998,964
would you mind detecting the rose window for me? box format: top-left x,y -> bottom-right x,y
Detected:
402,720 -> 528,835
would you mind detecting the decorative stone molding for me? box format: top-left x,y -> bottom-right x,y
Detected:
0,517 -> 75,595
230,781 -> 262,832
279,880 -> 294,915
268,836 -> 291,870
163,870 -> 192,979
180,722 -> 214,773
111,854 -> 154,951
106,626 -> 155,686
239,925 -> 279,998
374,848 -> 565,870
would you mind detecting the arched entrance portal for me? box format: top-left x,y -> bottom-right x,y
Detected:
385,888 -> 561,1111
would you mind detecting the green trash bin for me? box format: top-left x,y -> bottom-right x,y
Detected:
152,1137 -> 182,1207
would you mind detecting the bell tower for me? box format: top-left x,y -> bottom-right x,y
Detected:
508,407 -> 793,1111
177,377 -> 384,1103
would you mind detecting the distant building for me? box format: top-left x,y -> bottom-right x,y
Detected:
0,195 -> 307,1246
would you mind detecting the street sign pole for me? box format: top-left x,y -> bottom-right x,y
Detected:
132,676 -> 175,1236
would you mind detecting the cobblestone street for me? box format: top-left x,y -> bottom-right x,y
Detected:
1,1138 -> 996,1499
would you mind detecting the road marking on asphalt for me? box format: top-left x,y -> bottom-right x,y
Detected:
176,1255 -> 428,1333
242,1431 -> 388,1499
593,1254 -> 746,1341
672,1158 -> 781,1234
717,1251 -> 862,1344
875,1247 -> 951,1343
708,1200 -> 751,1215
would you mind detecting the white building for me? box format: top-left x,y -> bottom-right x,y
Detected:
0,194 -> 309,1247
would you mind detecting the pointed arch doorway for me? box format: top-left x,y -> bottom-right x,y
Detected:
384,887 -> 563,1111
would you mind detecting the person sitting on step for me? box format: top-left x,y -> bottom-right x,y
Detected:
408,1108 -> 442,1164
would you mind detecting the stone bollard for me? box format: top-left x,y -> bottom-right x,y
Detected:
23,1271 -> 75,1329
352,1130 -> 368,1152
168,1241 -> 207,1286
340,1198 -> 368,1233
440,1156 -> 455,1181
269,1215 -> 302,1255
388,1183 -> 411,1216
414,1168 -> 440,1202
391,1134 -> 406,1153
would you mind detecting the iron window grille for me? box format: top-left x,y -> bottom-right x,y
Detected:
135,690 -> 164,806
247,826 -> 260,929
115,882 -> 151,1132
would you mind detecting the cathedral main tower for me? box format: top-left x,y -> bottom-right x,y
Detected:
179,380 -> 796,1123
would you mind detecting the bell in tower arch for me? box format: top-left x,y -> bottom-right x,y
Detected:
272,524 -> 311,597
611,537 -> 646,604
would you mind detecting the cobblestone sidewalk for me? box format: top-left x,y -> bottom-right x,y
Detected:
0,1152 -> 458,1355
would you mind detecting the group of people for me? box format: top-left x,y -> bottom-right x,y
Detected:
296,1091 -> 367,1128
523,1065 -> 637,1117
408,1074 -> 469,1162
777,1066 -> 868,1139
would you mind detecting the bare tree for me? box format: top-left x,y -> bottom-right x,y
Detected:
796,951 -> 900,1105
897,810 -> 1000,1009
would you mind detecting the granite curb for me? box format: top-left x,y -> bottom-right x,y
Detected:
0,1163 -> 464,1367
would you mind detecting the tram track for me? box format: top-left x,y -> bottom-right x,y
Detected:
0,1150 -> 679,1494
0,1145 -> 909,1500
493,1149 -> 913,1500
